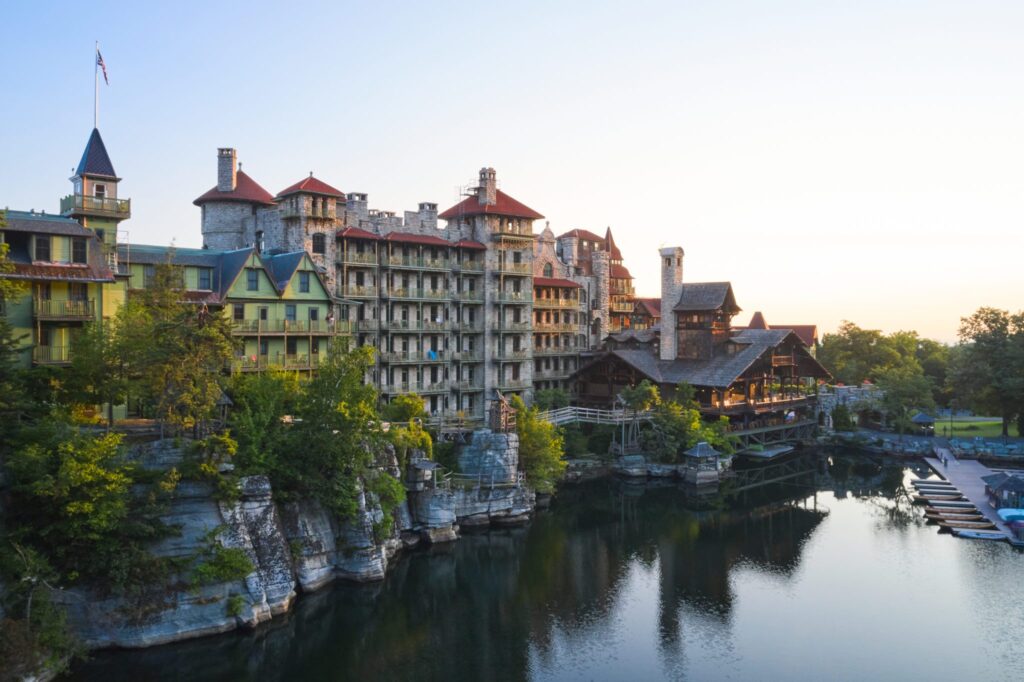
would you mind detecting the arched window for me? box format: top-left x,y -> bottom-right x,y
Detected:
543,262 -> 553,278
312,233 -> 326,255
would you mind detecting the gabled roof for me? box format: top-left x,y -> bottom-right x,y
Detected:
673,282 -> 739,313
337,226 -> 382,241
193,170 -> 277,206
76,128 -> 117,179
735,312 -> 818,347
384,232 -> 452,247
261,251 -> 306,292
533,277 -> 581,289
438,189 -> 544,221
984,473 -> 1024,493
556,228 -> 604,242
634,298 -> 661,318
2,213 -> 114,283
117,244 -> 254,299
277,175 -> 345,199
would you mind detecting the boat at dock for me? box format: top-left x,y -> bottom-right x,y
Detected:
939,520 -> 997,530
911,479 -> 952,486
952,529 -> 1007,541
912,483 -> 955,491
925,512 -> 984,522
921,500 -> 976,509
913,494 -> 965,504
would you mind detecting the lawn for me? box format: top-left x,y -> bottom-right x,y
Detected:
936,420 -> 1007,439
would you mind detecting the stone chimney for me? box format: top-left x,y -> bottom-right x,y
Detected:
217,148 -> 237,192
659,246 -> 684,361
478,167 -> 497,206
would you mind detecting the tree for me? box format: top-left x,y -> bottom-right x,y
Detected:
533,388 -> 570,411
382,393 -> 427,423
66,320 -> 128,429
226,369 -> 299,474
621,380 -> 661,411
876,365 -> 935,439
818,321 -> 921,385
951,307 -> 1024,437
511,395 -> 566,494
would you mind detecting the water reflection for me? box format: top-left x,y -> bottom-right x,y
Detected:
69,452 -> 1022,682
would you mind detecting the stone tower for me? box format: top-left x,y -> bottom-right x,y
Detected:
63,128 -> 130,259
276,174 -> 345,293
659,246 -> 684,360
194,148 -> 278,251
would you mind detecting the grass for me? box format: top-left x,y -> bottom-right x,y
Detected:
937,420 -> 1007,439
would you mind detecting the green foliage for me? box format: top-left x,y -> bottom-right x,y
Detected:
226,369 -> 299,474
65,320 -> 127,428
0,213 -> 30,302
950,307 -> 1024,437
433,441 -> 458,473
225,594 -> 246,618
831,404 -> 856,431
382,393 -> 427,423
560,423 -> 588,457
3,423 -> 179,589
586,425 -> 616,456
184,433 -> 240,502
876,365 -> 935,436
190,534 -> 254,589
511,395 -> 566,494
621,380 -> 661,411
365,470 -> 406,542
642,401 -> 736,463
534,388 -> 570,411
387,418 -> 433,471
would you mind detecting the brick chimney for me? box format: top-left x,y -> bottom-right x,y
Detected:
659,246 -> 684,360
217,148 -> 237,192
478,167 -> 497,206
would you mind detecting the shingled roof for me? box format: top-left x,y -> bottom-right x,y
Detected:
76,128 -> 117,179
193,170 -> 277,206
438,190 -> 544,221
2,211 -> 114,283
673,282 -> 739,313
634,298 -> 661,318
277,175 -> 345,199
735,312 -> 818,347
3,210 -> 94,236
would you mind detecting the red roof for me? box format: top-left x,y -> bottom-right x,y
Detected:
438,189 -> 544,221
635,297 -> 661,317
454,239 -> 487,251
556,228 -> 604,242
337,226 -> 382,241
533,277 -> 582,289
610,263 -> 633,279
277,175 -> 345,199
193,170 -> 277,206
748,311 -> 769,329
604,227 -> 624,260
384,232 -> 453,247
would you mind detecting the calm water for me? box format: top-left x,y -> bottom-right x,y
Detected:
69,453 -> 1024,681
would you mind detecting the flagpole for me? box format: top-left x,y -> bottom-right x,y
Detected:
94,41 -> 99,129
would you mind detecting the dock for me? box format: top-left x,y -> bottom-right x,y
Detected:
924,449 -> 1020,544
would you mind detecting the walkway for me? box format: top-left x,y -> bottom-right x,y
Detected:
924,449 -> 1016,541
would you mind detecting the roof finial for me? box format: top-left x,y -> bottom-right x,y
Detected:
309,171 -> 314,177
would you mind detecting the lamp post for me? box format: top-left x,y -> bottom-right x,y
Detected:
949,398 -> 956,443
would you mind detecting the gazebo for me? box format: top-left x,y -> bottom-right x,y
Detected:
911,412 -> 935,435
683,441 -> 721,485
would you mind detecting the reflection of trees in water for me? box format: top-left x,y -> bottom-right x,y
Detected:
71,450 -> 913,682
825,454 -> 924,531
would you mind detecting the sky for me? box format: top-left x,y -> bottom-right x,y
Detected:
3,1 -> 1022,343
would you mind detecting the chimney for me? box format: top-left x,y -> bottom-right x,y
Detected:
478,167 -> 497,206
659,246 -> 684,361
217,148 -> 237,193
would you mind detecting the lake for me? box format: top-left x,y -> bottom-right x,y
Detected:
68,452 -> 1024,681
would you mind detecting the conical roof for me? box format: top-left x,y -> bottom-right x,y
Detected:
76,128 -> 117,179
748,311 -> 769,329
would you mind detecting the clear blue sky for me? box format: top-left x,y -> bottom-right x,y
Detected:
4,1 -> 1023,342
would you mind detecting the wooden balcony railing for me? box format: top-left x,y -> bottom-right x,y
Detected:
33,345 -> 71,365
533,298 -> 579,309
60,194 -> 130,218
232,320 -> 347,335
34,298 -> 95,320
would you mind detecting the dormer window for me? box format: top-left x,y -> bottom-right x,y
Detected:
94,184 -> 106,199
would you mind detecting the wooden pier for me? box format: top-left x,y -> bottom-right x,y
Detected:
924,449 -> 1018,543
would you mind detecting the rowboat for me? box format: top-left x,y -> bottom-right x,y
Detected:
953,529 -> 1006,541
912,481 -> 954,488
939,520 -> 996,530
922,500 -> 976,509
925,512 -> 984,521
913,484 -> 957,492
913,494 -> 965,504
925,507 -> 979,517
911,479 -> 951,486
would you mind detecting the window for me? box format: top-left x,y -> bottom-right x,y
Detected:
543,263 -> 553,278
299,271 -> 311,293
285,304 -> 297,322
94,184 -> 106,199
259,307 -> 268,321
312,233 -> 326,255
198,267 -> 212,290
286,338 -> 297,355
233,304 -> 245,321
143,264 -> 155,287
308,307 -> 319,321
246,269 -> 259,291
69,283 -> 87,301
259,339 -> 269,356
34,236 -> 51,261
311,338 -> 320,354
72,238 -> 87,264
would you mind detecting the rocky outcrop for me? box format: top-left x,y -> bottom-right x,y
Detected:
458,430 -> 520,485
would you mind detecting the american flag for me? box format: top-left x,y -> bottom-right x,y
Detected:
96,48 -> 109,85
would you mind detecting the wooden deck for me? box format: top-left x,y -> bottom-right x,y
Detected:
924,449 -> 1017,542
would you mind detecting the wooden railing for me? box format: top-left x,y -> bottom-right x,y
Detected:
34,298 -> 95,320
60,194 -> 130,217
32,345 -> 71,365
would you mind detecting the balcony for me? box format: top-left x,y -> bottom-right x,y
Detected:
340,252 -> 378,266
235,353 -> 321,372
771,354 -> 797,367
455,290 -> 484,302
495,349 -> 530,361
533,297 -> 579,309
231,320 -> 344,335
384,256 -> 451,271
61,194 -> 131,219
455,322 -> 483,333
451,351 -> 483,362
384,320 -> 450,333
498,378 -> 531,390
610,300 -> 634,313
495,261 -> 531,275
341,285 -> 378,298
456,260 -> 484,272
379,350 -> 448,363
492,321 -> 532,332
534,346 -> 578,356
534,367 -> 572,380
379,382 -> 449,394
535,322 -> 577,333
453,380 -> 484,391
34,298 -> 95,321
496,292 -> 532,304
33,345 -> 71,365
385,288 -> 450,301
